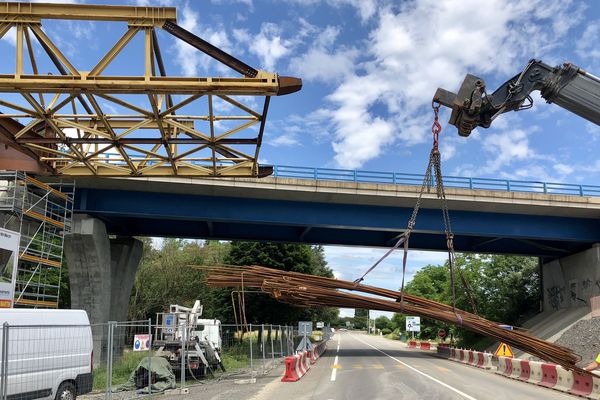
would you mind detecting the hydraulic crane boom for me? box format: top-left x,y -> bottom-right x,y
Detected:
433,60 -> 600,136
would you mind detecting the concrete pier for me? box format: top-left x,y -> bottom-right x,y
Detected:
64,214 -> 143,324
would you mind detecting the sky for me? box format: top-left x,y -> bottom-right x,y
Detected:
3,0 -> 600,318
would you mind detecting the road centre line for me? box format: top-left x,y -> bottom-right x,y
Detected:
354,335 -> 478,400
331,355 -> 339,381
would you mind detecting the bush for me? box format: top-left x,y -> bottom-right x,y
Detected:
382,328 -> 392,335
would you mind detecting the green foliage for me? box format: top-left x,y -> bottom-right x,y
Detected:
391,254 -> 540,346
375,315 -> 392,331
128,239 -> 229,321
219,242 -> 338,324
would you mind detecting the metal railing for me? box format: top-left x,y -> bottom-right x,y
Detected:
0,321 -> 297,400
271,165 -> 600,197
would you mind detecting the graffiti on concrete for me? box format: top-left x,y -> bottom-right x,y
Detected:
547,286 -> 565,310
582,278 -> 592,290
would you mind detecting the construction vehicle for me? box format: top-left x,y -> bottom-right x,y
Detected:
433,60 -> 600,136
153,300 -> 225,377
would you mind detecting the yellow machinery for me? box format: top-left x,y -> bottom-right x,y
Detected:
0,2 -> 302,177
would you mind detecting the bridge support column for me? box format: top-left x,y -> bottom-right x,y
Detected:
64,214 -> 143,324
542,244 -> 600,311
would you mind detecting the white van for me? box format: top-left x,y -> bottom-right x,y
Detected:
0,309 -> 93,400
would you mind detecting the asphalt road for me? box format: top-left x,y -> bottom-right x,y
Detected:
251,331 -> 576,400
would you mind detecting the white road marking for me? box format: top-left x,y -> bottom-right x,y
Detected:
354,335 -> 478,400
331,355 -> 339,381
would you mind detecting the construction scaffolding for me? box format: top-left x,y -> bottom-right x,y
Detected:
0,170 -> 73,308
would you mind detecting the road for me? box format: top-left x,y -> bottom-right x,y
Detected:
252,331 -> 576,400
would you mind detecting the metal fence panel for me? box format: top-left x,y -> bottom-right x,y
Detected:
0,324 -> 93,400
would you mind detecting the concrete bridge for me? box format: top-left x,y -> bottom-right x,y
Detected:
58,166 -> 600,324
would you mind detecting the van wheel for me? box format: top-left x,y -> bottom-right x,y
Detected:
55,382 -> 76,400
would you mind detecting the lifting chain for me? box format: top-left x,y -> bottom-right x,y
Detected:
354,103 -> 478,319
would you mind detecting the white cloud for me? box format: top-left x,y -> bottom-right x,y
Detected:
577,21 -> 600,60
234,23 -> 292,71
309,0 -> 584,168
286,0 -> 379,23
172,4 -> 233,76
288,25 -> 359,84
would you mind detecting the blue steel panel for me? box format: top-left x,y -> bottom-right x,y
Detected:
75,188 -> 600,243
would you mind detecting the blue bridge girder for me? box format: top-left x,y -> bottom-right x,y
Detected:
72,172 -> 600,259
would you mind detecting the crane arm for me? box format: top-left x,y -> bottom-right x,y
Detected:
433,60 -> 600,136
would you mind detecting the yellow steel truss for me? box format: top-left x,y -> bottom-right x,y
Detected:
0,2 -> 302,177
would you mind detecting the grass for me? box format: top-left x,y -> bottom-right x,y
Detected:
92,350 -> 150,391
221,353 -> 250,370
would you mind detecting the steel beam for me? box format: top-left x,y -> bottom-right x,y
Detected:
0,2 -> 177,23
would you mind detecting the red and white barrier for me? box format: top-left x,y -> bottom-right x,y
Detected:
281,354 -> 303,382
527,361 -> 544,385
281,341 -> 329,382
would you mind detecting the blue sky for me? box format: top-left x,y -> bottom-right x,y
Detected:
3,0 -> 600,317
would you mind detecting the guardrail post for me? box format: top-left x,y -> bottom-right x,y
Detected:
270,325 -> 275,363
273,165 -> 278,176
469,178 -> 473,190
543,182 -> 547,194
279,324 -> 283,357
313,168 -> 318,180
180,321 -> 186,390
261,324 -> 266,373
507,181 -> 511,192
148,318 -> 152,392
1,323 -> 8,400
580,185 -> 584,196
249,323 -> 253,374
106,321 -> 115,400
353,170 -> 357,182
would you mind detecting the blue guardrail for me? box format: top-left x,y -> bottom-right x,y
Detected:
271,165 -> 600,197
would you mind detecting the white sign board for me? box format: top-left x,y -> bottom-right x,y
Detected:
133,334 -> 151,351
316,321 -> 325,329
298,321 -> 313,336
406,316 -> 421,332
0,228 -> 19,308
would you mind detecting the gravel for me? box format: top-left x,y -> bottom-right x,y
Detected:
555,316 -> 600,367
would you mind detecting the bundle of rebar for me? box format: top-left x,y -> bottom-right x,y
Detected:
198,264 -> 584,374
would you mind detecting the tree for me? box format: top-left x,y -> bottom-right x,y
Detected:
217,242 -> 338,324
375,315 -> 392,331
127,239 -> 230,321
390,254 -> 540,345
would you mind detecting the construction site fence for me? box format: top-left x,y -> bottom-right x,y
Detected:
0,321 -> 299,400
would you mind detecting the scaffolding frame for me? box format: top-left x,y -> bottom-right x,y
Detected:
0,170 -> 73,308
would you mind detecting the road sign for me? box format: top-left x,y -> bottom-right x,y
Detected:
299,321 -> 313,336
438,329 -> 446,338
406,316 -> 421,332
494,342 -> 514,358
133,334 -> 151,351
164,314 -> 174,333
316,321 -> 325,329
498,324 -> 514,331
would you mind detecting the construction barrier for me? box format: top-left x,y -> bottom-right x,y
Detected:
408,340 -> 417,348
555,365 -> 573,392
441,348 -> 600,399
538,363 -> 558,388
570,369 -> 593,397
498,356 -> 512,376
281,354 -> 303,382
282,341 -> 328,382
509,358 -> 522,379
527,361 -> 544,385
420,342 -> 431,350
518,360 -> 531,382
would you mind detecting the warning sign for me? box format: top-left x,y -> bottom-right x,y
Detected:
494,342 -> 514,358
133,334 -> 151,351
